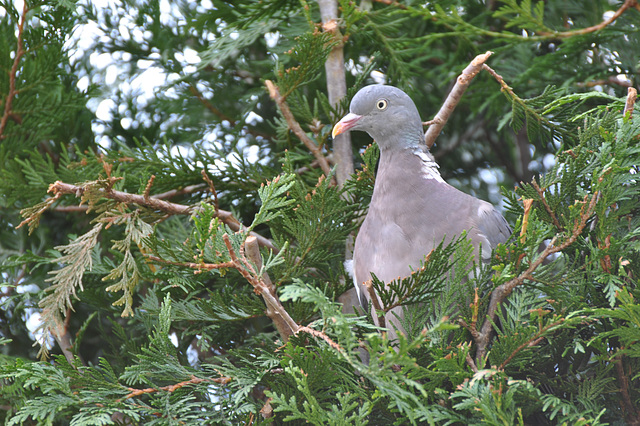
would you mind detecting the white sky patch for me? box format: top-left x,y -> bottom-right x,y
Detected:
371,70 -> 386,84
543,153 -> 556,170
246,145 -> 260,163
95,99 -> 116,121
187,339 -> 199,366
169,332 -> 179,347
24,311 -> 54,349
479,168 -> 498,185
265,31 -> 280,48
245,111 -> 263,125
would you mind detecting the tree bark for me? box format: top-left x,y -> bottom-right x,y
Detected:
318,0 -> 354,188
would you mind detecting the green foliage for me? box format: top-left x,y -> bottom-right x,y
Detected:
2,0 -> 640,424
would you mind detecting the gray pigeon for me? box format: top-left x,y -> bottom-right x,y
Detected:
333,84 -> 511,340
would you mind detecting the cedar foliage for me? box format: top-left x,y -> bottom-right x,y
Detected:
1,0 -> 639,424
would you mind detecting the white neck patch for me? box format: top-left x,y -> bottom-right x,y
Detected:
413,149 -> 445,183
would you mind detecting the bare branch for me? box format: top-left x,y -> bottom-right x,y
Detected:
615,351 -> 640,423
538,0 -> 638,38
297,325 -> 344,352
482,64 -> 515,97
146,255 -> 235,272
265,80 -> 334,181
52,308 -> 84,366
45,181 -> 279,252
519,198 -> 534,245
243,236 -> 295,341
498,320 -> 563,370
318,0 -> 354,189
223,234 -> 299,341
152,183 -> 207,200
0,1 -> 28,139
531,180 -> 563,230
475,192 -> 599,365
465,352 -> 479,373
149,235 -> 299,343
201,169 -> 219,216
424,51 -> 493,149
624,87 -> 637,119
143,175 -> 156,201
577,75 -> 633,89
364,279 -> 386,329
121,375 -> 230,401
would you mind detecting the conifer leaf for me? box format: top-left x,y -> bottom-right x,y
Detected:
38,223 -> 103,357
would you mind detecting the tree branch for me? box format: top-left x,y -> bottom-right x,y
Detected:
624,86 -> 637,119
223,234 -> 299,342
42,180 -> 278,252
297,325 -> 344,352
318,0 -> 354,189
498,320 -> 563,370
538,0 -> 638,38
615,351 -> 640,424
0,1 -> 28,139
424,51 -> 493,149
475,192 -> 598,366
531,179 -> 563,230
265,80 -> 334,181
121,375 -> 230,401
364,279 -> 386,329
148,235 -> 299,342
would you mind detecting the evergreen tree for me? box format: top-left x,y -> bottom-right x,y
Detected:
1,0 -> 639,424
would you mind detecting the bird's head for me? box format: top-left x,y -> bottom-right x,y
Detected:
332,85 -> 424,151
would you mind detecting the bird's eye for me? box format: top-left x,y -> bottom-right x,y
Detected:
376,99 -> 388,110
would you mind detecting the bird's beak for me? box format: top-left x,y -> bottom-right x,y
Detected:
332,112 -> 362,138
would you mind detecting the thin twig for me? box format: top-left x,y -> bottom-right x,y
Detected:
297,325 -> 344,352
223,234 -> 299,340
615,351 -> 640,423
121,375 -> 230,401
0,1 -> 28,139
364,279 -> 386,329
52,308 -> 84,366
143,175 -> 156,201
425,51 -> 493,149
150,235 -> 299,343
43,181 -> 278,252
482,64 -> 515,97
498,320 -> 563,370
465,352 -> 479,373
475,192 -> 598,365
153,183 -> 207,200
147,255 -> 235,272
519,198 -> 534,247
265,80 -> 334,181
577,76 -> 633,89
538,0 -> 638,38
201,169 -> 219,216
531,180 -> 562,230
624,87 -> 637,119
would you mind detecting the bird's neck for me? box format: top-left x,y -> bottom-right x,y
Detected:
377,143 -> 444,184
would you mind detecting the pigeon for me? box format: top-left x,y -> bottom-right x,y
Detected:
332,84 -> 511,340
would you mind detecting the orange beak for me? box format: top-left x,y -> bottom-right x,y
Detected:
332,113 -> 363,138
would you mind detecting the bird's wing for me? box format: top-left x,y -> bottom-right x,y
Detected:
474,201 -> 512,254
